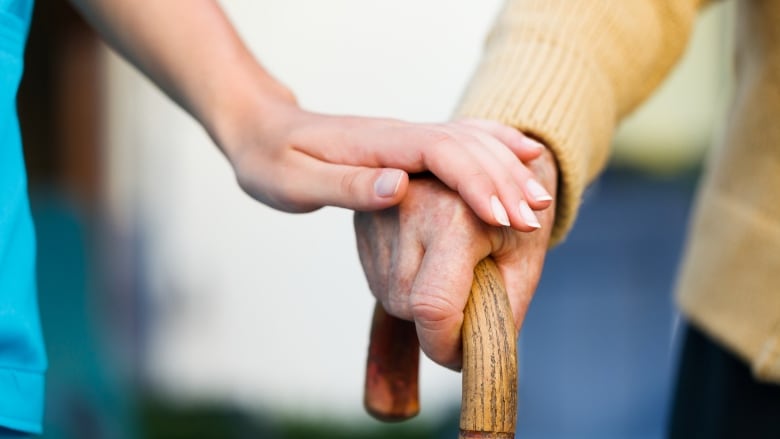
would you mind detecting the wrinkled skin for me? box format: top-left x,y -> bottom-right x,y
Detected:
355,147 -> 558,370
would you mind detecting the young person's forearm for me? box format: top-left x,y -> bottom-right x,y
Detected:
69,0 -> 554,226
69,0 -> 292,149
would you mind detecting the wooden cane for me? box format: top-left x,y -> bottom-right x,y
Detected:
364,258 -> 518,438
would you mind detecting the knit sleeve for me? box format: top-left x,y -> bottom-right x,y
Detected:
455,0 -> 709,245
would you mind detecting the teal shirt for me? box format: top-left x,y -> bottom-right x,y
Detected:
0,0 -> 46,434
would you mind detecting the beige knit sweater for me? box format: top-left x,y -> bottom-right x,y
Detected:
457,0 -> 780,383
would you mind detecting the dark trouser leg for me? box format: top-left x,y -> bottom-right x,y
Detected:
668,322 -> 780,439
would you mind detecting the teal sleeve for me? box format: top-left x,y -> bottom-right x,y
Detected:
0,1 -> 46,434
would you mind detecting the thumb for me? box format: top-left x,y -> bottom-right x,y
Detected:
292,159 -> 409,211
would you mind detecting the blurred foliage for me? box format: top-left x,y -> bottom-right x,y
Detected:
140,398 -> 459,439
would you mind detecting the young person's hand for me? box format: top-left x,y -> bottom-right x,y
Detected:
68,0 -> 552,229
215,91 -> 552,229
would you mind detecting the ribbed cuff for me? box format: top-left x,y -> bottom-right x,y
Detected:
456,37 -> 616,245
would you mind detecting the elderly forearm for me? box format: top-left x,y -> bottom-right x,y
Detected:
457,0 -> 707,244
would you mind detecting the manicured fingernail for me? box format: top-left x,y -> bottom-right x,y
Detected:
374,169 -> 403,198
526,179 -> 553,202
519,201 -> 541,229
520,136 -> 545,151
490,195 -> 510,226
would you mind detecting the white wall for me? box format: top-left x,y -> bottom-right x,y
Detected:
102,0 -> 731,421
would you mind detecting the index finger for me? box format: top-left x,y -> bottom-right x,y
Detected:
408,236 -> 489,370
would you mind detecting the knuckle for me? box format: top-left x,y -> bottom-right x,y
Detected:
449,201 -> 477,229
499,170 -> 518,190
382,267 -> 416,320
473,170 -> 494,188
381,295 -> 412,321
409,286 -> 461,329
427,198 -> 483,240
340,170 -> 361,198
424,129 -> 458,153
453,169 -> 488,194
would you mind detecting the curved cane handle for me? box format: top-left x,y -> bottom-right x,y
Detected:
364,302 -> 420,421
364,258 -> 518,438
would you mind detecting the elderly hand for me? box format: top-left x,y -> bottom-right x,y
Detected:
354,146 -> 557,369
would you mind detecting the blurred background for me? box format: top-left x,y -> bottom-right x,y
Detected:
19,1 -> 734,438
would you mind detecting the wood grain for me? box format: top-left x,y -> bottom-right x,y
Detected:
363,258 -> 518,438
459,258 -> 517,438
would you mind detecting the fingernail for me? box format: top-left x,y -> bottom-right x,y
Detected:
519,201 -> 541,229
374,169 -> 403,198
526,179 -> 553,202
490,195 -> 510,226
520,136 -> 545,151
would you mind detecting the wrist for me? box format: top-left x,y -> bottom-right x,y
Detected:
204,61 -> 298,163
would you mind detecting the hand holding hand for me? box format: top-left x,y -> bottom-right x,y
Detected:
216,92 -> 552,230
68,0 -> 552,226
354,147 -> 557,369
